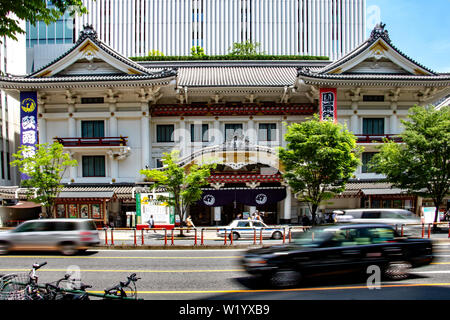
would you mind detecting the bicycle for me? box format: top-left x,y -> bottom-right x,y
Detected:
0,262 -> 48,300
103,273 -> 141,300
45,273 -> 92,300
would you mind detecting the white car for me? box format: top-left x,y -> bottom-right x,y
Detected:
334,209 -> 421,227
216,219 -> 286,240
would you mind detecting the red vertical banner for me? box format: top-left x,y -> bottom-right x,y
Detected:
319,88 -> 337,123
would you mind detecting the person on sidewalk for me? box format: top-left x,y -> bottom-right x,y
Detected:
147,215 -> 156,233
186,215 -> 195,233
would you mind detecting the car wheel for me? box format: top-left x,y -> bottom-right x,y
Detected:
230,232 -> 239,241
383,261 -> 412,280
0,242 -> 10,255
60,243 -> 78,256
272,231 -> 283,240
270,268 -> 302,288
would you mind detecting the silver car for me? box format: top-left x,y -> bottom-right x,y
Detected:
0,219 -> 100,255
334,209 -> 421,232
217,219 -> 286,240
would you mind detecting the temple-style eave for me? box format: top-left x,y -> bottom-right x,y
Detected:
0,74 -> 176,90
298,73 -> 450,87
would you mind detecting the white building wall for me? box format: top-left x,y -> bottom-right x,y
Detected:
73,0 -> 365,59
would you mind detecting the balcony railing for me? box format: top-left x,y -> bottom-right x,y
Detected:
54,137 -> 128,147
355,134 -> 402,143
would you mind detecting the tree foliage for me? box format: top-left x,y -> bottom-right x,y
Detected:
228,40 -> 263,56
139,150 -> 216,224
370,105 -> 450,223
0,0 -> 88,41
10,142 -> 78,217
191,46 -> 205,57
279,116 -> 362,224
148,49 -> 164,56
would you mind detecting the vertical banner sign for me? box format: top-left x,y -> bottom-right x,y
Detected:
319,88 -> 337,123
135,193 -> 142,224
19,92 -> 38,180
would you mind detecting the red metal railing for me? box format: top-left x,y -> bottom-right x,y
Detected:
151,103 -> 316,117
55,136 -> 128,147
355,134 -> 402,143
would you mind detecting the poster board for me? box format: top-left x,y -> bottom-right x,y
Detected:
136,193 -> 174,227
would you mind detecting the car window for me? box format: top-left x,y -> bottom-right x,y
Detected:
252,222 -> 264,228
14,222 -> 54,232
367,227 -> 395,243
327,229 -> 358,247
54,222 -> 78,231
361,211 -> 381,219
237,221 -> 251,228
79,221 -> 97,231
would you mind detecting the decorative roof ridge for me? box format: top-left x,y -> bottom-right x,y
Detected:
27,25 -> 177,78
307,23 -> 437,76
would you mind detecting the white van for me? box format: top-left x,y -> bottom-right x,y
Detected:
334,209 -> 421,227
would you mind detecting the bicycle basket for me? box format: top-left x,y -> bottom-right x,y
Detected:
0,273 -> 30,300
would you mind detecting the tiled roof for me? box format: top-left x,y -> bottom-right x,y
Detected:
177,67 -> 298,87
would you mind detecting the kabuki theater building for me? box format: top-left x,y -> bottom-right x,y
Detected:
0,24 -> 449,227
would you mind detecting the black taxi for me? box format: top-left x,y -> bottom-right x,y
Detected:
241,223 -> 434,287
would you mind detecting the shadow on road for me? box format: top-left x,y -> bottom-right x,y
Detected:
203,272 -> 450,300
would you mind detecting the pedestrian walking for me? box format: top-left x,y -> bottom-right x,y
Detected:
147,215 -> 156,233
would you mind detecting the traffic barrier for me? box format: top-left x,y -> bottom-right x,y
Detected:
99,222 -> 450,248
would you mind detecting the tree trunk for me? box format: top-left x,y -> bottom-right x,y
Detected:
311,203 -> 318,226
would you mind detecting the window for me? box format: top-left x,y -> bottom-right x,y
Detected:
363,95 -> 385,102
225,124 -> 243,141
258,123 -> 277,141
157,125 -> 175,142
81,97 -> 104,104
81,121 -> 104,138
156,159 -> 164,168
363,118 -> 384,135
362,152 -> 377,173
237,221 -> 251,227
190,124 -> 209,142
82,156 -> 106,177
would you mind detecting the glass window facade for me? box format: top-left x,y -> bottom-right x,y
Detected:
82,156 -> 106,177
363,118 -> 384,135
81,121 -> 105,138
258,123 -> 277,141
156,125 -> 175,143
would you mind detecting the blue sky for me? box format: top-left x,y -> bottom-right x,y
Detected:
365,0 -> 450,73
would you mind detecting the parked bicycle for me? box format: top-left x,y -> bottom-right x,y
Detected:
0,262 -> 142,300
0,262 -> 48,300
103,273 -> 141,299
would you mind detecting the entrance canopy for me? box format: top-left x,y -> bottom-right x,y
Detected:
199,187 -> 286,207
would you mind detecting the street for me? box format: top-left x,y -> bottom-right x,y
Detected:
1,243 -> 450,300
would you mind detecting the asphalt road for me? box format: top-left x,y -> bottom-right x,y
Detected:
1,243 -> 450,302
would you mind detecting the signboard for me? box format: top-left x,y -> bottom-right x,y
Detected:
423,207 -> 438,224
136,193 -> 174,227
19,91 -> 38,180
319,88 -> 337,123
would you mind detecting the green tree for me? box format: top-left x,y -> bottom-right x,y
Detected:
140,150 -> 216,231
228,40 -> 262,56
191,46 -> 206,57
0,0 -> 89,41
279,116 -> 362,225
10,142 -> 78,217
148,49 -> 164,56
370,105 -> 450,226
